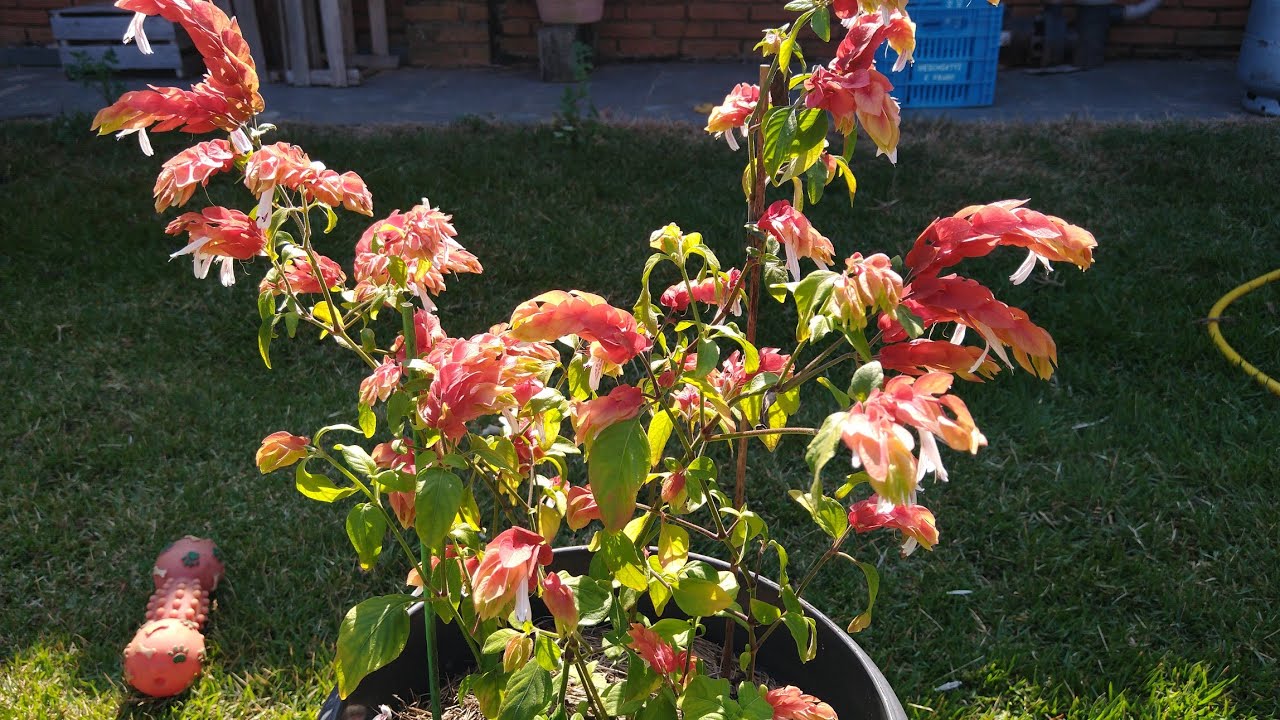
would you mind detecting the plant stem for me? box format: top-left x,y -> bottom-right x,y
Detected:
573,650 -> 610,720
400,301 -> 444,720
756,528 -> 851,648
705,427 -> 816,443
635,503 -> 724,541
420,544 -> 444,720
722,60 -> 777,681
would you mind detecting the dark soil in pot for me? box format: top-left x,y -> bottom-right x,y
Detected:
320,547 -> 906,720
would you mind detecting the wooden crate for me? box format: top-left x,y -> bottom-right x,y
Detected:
50,4 -> 200,77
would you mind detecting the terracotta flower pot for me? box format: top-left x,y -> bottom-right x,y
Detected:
319,547 -> 907,720
536,0 -> 604,25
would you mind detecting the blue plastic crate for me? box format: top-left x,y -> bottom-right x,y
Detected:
876,0 -> 1003,108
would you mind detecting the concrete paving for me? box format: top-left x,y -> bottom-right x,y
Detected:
0,58 -> 1253,126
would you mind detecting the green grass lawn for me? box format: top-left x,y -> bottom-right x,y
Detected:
1,117 -> 1278,719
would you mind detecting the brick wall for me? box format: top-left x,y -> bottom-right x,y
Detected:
2,0 -> 1253,64
1002,0 -> 1249,58
496,0 -> 835,62
403,0 -> 490,66
1,0 -> 72,46
491,0 -> 1248,64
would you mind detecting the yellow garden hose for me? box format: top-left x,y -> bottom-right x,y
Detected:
1206,268 -> 1280,397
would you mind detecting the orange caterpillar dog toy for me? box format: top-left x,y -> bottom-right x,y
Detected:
122,536 -> 224,697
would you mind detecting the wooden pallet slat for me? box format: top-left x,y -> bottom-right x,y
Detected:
50,3 -> 196,77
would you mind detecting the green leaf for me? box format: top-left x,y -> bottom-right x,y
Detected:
737,682 -> 775,720
780,109 -> 828,182
386,391 -> 412,432
815,377 -> 851,407
788,489 -> 848,540
567,354 -> 591,402
646,411 -> 673,468
810,6 -> 831,42
680,676 -> 739,720
846,559 -> 881,633
805,412 -> 845,484
844,326 -> 874,362
371,469 -> 414,493
658,522 -> 689,568
784,0 -> 814,10
781,609 -> 817,662
257,315 -> 273,369
565,575 -> 613,627
779,586 -> 817,661
713,324 -> 760,374
388,255 -> 408,286
357,403 -> 376,438
482,628 -> 523,655
587,418 -> 650,532
693,337 -> 720,379
335,594 -> 413,698
295,462 -> 356,503
849,361 -> 884,402
336,444 -> 378,478
257,290 -> 274,322
749,598 -> 781,624
345,502 -> 386,571
895,305 -> 925,339
762,107 -> 792,180
471,670 -> 506,719
673,562 -> 738,617
534,633 -> 560,671
599,530 -> 649,591
788,271 -> 838,342
777,28 -> 798,72
415,468 -> 463,553
498,659 -> 552,720
805,156 -> 827,206
323,204 -> 339,234
636,692 -> 679,720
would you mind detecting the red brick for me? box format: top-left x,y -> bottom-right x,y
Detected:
0,26 -> 30,43
716,21 -> 769,40
13,0 -> 65,9
615,37 -> 679,56
599,22 -> 654,39
460,3 -> 488,22
627,4 -> 685,21
502,36 -> 538,56
749,4 -> 791,23
0,7 -> 52,25
1177,0 -> 1245,8
1174,27 -> 1242,46
1147,8 -> 1216,27
1216,10 -> 1249,27
459,44 -> 491,63
504,1 -> 539,19
603,3 -> 626,20
689,4 -> 740,21
655,20 -> 716,38
681,38 -> 744,57
594,38 -> 620,58
439,23 -> 489,43
503,17 -> 531,34
403,3 -> 460,22
1107,26 -> 1176,44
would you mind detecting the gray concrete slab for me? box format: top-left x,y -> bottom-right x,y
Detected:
0,58 -> 1255,127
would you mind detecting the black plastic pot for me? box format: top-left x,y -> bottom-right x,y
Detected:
320,547 -> 906,720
